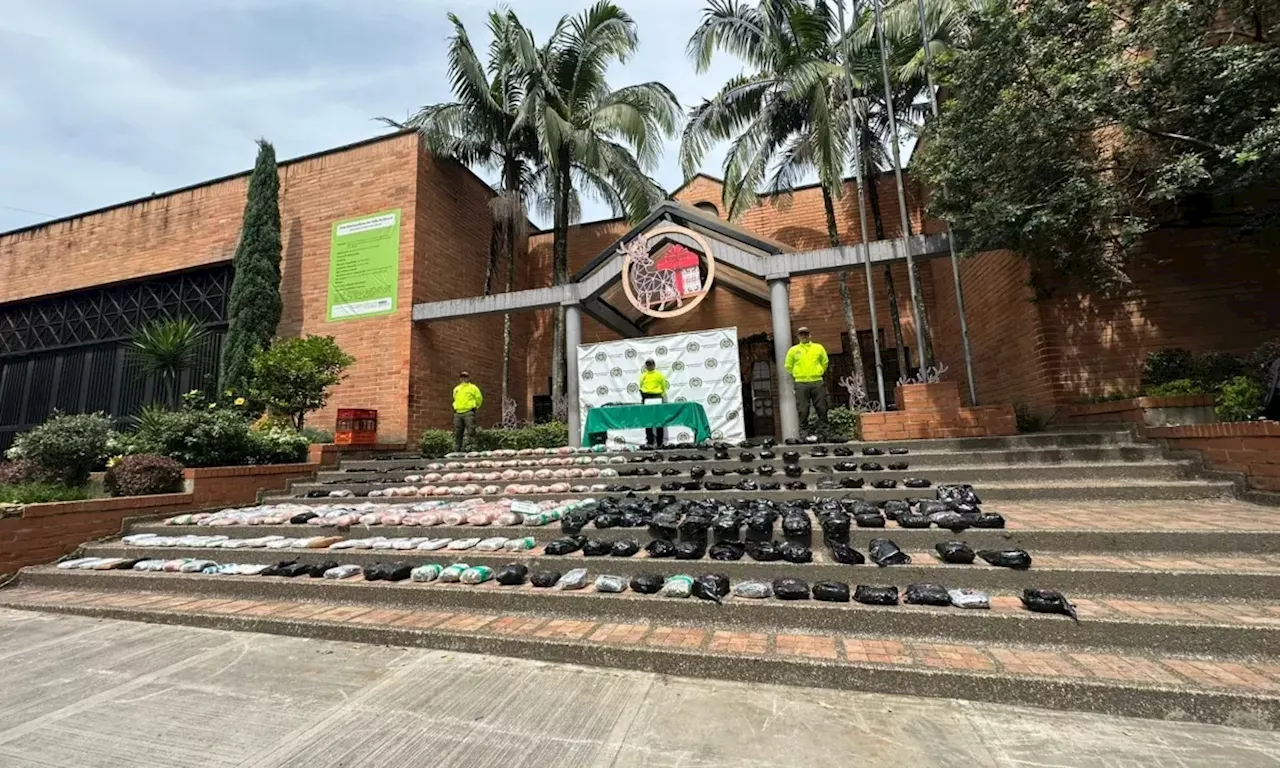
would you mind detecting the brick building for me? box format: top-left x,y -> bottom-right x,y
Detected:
2,130 -> 1276,447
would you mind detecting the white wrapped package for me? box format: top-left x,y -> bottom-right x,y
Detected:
476,537 -> 508,551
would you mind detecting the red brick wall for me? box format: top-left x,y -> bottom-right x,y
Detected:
184,463 -> 318,508
0,132 -> 426,442
0,494 -> 196,575
1145,421 -> 1280,492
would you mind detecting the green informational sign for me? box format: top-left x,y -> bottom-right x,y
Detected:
326,209 -> 401,321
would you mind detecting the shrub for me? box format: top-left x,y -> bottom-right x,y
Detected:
473,422 -> 570,451
105,454 -> 184,497
0,483 -> 91,504
1141,348 -> 1194,388
248,424 -> 311,464
1014,402 -> 1045,433
1145,379 -> 1207,397
248,335 -> 354,429
1247,338 -> 1280,383
420,430 -> 454,458
0,460 -> 46,486
5,412 -> 114,487
1216,376 -> 1262,423
817,407 -> 861,441
299,427 -> 334,444
1191,352 -> 1245,389
131,407 -> 257,468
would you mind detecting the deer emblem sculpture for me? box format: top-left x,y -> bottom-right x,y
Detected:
623,238 -> 681,311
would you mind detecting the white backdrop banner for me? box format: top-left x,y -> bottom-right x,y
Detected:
577,327 -> 745,447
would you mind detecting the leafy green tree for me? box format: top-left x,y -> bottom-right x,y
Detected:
248,336 -> 355,429
381,11 -> 543,412
221,139 -> 283,392
129,318 -> 209,408
915,0 -> 1280,294
513,1 -> 681,405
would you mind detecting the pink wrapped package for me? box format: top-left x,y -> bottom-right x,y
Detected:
432,487 -> 451,497
442,511 -> 466,525
424,473 -> 442,483
519,470 -> 535,480
504,484 -> 522,494
467,512 -> 492,526
418,512 -> 441,526
548,482 -> 571,493
534,469 -> 553,480
383,512 -> 405,525
495,511 -> 521,526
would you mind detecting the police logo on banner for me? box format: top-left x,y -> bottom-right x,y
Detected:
582,370 -> 593,381
610,367 -> 622,378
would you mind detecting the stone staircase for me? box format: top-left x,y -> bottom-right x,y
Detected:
3,428 -> 1278,730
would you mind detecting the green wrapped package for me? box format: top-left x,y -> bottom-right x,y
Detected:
439,564 -> 469,583
411,564 -> 442,582
460,566 -> 495,584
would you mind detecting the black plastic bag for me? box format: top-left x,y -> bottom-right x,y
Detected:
545,537 -> 584,556
645,539 -> 676,558
897,512 -> 931,529
711,468 -> 728,477
829,542 -> 866,565
496,564 -> 528,585
820,513 -> 851,536
810,446 -> 829,457
935,540 -> 975,564
385,564 -> 413,582
759,449 -> 776,459
782,512 -> 811,537
704,481 -> 732,491
530,570 -> 561,588
773,578 -> 810,600
890,462 -> 911,472
261,560 -> 297,577
889,447 -> 909,455
757,464 -> 776,476
735,479 -> 759,491
937,484 -> 982,506
1021,588 -> 1078,622
279,562 -> 312,578
746,540 -> 783,561
761,481 -> 781,490
680,515 -> 713,535
905,583 -> 951,606
882,500 -> 909,520
869,538 -> 911,566
739,451 -> 755,462
715,450 -> 731,461
812,581 -> 851,602
607,539 -> 637,557
784,464 -> 804,478
872,479 -> 898,489
930,512 -> 970,532
693,573 -> 730,603
974,512 -> 1006,529
712,514 -> 741,537
782,451 -> 801,465
917,500 -> 951,516
863,447 -> 885,456
290,512 -> 319,524
595,513 -> 623,529
690,466 -> 707,480
675,540 -> 707,560
709,541 -> 745,561
979,549 -> 1032,570
780,541 -> 813,563
307,560 -> 339,578
746,511 -> 776,533
784,481 -> 807,491
854,585 -> 899,605
661,468 -> 681,477
860,462 -> 883,472
903,477 -> 929,488
630,573 -> 664,594
833,461 -> 859,472
854,512 -> 885,528
660,481 -> 682,492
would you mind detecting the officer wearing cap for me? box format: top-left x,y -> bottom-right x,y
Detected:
452,371 -> 483,452
784,326 -> 829,435
638,358 -> 669,447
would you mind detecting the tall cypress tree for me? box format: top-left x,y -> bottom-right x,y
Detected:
220,139 -> 283,393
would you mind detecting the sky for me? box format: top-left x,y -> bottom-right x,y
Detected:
0,0 -> 760,233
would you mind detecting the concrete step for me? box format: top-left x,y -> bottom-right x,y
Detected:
302,463 -> 1195,494
3,584 -> 1275,729
122,519 -> 1280,555
81,541 -> 1280,601
271,478 -> 1236,505
328,445 -> 1171,480
14,566 -> 1279,658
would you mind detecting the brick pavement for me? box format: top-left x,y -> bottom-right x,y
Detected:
6,586 -> 1279,695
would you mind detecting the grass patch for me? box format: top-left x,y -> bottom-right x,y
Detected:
0,483 -> 91,504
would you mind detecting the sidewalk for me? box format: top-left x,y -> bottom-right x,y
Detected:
1,608 -> 1277,767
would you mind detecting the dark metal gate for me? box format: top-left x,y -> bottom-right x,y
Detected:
0,265 -> 232,453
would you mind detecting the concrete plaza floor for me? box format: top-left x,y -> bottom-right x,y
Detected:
0,607 -> 1276,768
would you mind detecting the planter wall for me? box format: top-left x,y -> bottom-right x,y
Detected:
0,462 -> 320,576
309,442 -> 409,469
1146,421 -> 1280,493
860,382 -> 1017,441
1056,395 -> 1217,428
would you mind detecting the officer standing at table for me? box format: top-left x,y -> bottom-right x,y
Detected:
638,358 -> 669,447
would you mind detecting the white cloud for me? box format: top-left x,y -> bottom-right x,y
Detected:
0,0 -> 751,232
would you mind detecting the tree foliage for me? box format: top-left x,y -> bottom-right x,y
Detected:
915,0 -> 1280,292
129,318 -> 209,407
248,336 -> 355,429
221,139 -> 283,391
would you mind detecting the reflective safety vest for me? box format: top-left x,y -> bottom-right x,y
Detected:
639,369 -> 668,396
452,382 -> 483,413
785,341 -> 829,383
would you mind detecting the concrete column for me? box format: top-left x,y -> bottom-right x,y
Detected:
564,302 -> 583,447
769,278 -> 799,440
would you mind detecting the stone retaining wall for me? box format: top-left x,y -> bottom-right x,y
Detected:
1055,395 -> 1217,428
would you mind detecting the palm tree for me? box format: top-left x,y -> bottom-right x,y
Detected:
512,1 -> 681,408
130,318 -> 208,408
683,0 -> 873,394
380,11 -> 542,414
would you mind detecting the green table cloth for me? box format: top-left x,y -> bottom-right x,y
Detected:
583,402 -> 713,445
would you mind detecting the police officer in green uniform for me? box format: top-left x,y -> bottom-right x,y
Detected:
638,358 -> 669,447
785,326 -> 829,435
